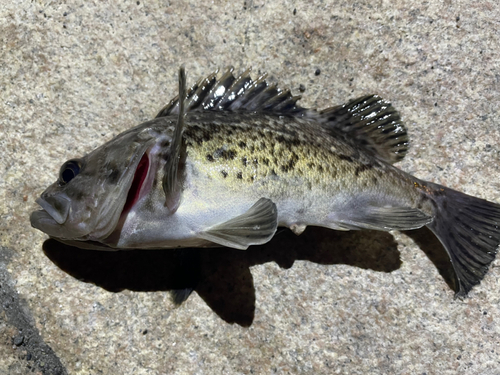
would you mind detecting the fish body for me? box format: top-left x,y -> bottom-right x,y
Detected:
31,67 -> 500,296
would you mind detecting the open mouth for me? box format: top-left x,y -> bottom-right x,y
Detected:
122,150 -> 151,216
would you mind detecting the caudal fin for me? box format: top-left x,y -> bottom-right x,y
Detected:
427,185 -> 500,296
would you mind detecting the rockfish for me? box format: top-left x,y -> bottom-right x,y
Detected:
31,67 -> 500,296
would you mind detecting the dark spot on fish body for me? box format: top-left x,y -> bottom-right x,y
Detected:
273,134 -> 301,150
242,157 -> 248,166
275,147 -> 285,158
263,158 -> 270,166
213,148 -> 224,159
338,154 -> 353,163
221,170 -> 228,178
213,147 -> 237,160
253,158 -> 259,166
236,172 -> 243,179
372,176 -> 379,185
238,141 -> 247,149
276,135 -> 286,144
280,153 -> 299,173
317,165 -> 324,173
260,141 -> 267,150
307,162 -> 316,169
206,154 -> 215,162
354,163 -> 373,177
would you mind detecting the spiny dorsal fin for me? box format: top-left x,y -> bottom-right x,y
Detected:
155,67 -> 304,117
162,66 -> 187,213
317,95 -> 409,164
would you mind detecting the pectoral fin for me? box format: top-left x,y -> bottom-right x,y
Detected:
163,67 -> 187,213
198,198 -> 278,250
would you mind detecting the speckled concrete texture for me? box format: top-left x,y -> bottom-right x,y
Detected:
1,0 -> 500,374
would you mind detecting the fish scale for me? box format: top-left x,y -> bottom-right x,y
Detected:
182,111 -> 382,191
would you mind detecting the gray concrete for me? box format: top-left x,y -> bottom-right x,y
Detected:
1,0 -> 500,374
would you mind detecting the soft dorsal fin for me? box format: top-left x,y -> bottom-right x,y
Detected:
162,67 -> 187,213
315,95 -> 409,164
155,67 -> 304,117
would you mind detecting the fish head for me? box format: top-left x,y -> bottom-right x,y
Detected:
30,123 -> 160,244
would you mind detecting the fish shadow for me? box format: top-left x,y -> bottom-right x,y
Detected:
42,226 -> 454,326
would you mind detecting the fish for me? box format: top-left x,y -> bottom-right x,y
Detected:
30,66 -> 500,297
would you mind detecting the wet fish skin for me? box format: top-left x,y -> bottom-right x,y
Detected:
30,67 -> 500,296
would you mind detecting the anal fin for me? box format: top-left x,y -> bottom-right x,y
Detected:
332,206 -> 433,231
198,198 -> 278,250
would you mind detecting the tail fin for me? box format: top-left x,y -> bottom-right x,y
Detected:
426,185 -> 500,296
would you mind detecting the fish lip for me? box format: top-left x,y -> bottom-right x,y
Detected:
35,196 -> 70,224
30,209 -> 65,238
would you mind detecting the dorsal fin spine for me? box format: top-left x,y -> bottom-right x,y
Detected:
162,67 -> 187,213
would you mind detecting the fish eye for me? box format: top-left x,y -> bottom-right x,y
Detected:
59,160 -> 82,185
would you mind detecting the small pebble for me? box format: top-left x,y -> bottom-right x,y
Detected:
13,335 -> 24,346
314,68 -> 321,76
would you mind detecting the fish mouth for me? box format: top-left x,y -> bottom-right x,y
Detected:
122,150 -> 150,215
30,193 -> 89,239
30,193 -> 72,238
35,195 -> 70,224
30,209 -> 68,238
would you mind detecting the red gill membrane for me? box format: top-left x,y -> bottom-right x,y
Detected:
123,152 -> 149,214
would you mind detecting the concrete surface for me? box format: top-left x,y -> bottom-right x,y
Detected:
1,0 -> 500,374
